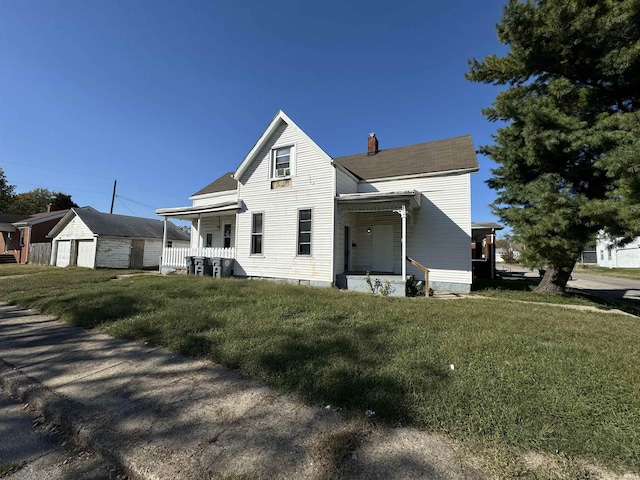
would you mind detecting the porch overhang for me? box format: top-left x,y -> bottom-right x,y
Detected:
337,190 -> 421,282
336,190 -> 421,212
155,201 -> 240,220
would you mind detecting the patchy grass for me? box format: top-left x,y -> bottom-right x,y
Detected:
1,269 -> 639,474
0,264 -> 53,276
574,264 -> 640,280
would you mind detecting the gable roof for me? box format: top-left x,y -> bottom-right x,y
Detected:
234,110 -> 332,181
48,207 -> 189,241
12,209 -> 70,227
333,134 -> 479,181
0,213 -> 29,224
191,172 -> 237,197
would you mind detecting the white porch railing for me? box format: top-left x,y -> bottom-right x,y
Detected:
161,247 -> 235,268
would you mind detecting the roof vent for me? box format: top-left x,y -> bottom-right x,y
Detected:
367,132 -> 378,156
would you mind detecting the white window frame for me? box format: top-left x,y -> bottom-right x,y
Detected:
270,144 -> 295,180
251,212 -> 264,255
297,208 -> 312,256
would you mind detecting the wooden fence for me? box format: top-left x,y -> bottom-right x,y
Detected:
28,242 -> 52,265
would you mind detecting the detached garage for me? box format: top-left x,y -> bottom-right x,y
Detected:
48,207 -> 189,269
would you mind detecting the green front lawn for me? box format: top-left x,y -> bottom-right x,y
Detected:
1,266 -> 639,474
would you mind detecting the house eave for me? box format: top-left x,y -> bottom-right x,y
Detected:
156,201 -> 240,219
188,189 -> 238,202
337,190 -> 421,209
359,167 -> 479,184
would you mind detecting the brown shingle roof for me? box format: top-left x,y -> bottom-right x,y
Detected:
191,172 -> 237,197
334,134 -> 478,180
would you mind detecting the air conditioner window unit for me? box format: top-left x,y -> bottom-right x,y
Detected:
277,168 -> 290,177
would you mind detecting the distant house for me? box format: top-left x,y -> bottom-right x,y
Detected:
596,234 -> 640,268
9,208 -> 69,264
48,207 -> 189,269
0,213 -> 29,263
157,110 -> 479,294
471,222 -> 504,279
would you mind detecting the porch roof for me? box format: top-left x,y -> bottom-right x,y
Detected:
156,201 -> 240,219
336,190 -> 421,211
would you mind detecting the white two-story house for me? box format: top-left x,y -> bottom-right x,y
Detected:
157,110 -> 478,294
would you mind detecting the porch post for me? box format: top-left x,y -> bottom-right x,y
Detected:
197,215 -> 202,248
401,204 -> 407,281
162,217 -> 168,248
160,217 -> 168,272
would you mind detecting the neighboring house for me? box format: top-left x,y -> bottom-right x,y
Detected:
48,207 -> 190,269
471,222 -> 504,279
596,234 -> 640,268
10,208 -> 69,264
157,110 -> 479,294
0,213 -> 29,263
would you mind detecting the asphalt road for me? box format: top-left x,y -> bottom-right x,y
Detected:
569,270 -> 640,303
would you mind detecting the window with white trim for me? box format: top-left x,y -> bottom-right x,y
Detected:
251,213 -> 263,255
271,146 -> 293,179
298,209 -> 311,256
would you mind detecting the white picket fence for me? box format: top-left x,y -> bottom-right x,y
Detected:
162,247 -> 235,268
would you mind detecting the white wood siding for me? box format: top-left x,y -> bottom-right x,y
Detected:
95,238 -> 131,269
353,174 -> 472,286
143,240 -> 162,267
54,216 -> 94,240
336,168 -> 358,195
235,120 -> 335,283
191,190 -> 237,208
193,215 -> 236,249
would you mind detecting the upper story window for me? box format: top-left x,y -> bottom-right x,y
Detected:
271,146 -> 294,179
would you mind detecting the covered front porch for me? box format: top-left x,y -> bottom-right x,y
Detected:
156,202 -> 239,272
336,191 -> 423,295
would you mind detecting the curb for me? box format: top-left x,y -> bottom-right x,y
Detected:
0,359 -> 140,480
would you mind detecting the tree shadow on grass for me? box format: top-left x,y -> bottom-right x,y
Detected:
472,277 -> 537,292
36,292 -> 150,329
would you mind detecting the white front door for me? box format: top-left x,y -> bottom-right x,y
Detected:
371,225 -> 393,272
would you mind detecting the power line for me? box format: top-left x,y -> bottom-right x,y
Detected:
115,194 -> 156,209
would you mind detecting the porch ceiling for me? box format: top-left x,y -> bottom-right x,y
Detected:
156,201 -> 239,220
336,190 -> 421,212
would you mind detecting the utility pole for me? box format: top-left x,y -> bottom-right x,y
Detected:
110,180 -> 117,214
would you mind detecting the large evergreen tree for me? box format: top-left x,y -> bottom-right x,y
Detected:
467,0 -> 640,293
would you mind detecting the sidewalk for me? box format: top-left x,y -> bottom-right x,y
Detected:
0,302 -> 481,480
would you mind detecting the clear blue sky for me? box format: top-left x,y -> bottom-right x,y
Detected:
1,0 -> 509,226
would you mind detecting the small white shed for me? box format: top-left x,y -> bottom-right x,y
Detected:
48,208 -> 189,269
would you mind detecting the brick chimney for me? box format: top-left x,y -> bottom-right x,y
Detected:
367,132 -> 378,156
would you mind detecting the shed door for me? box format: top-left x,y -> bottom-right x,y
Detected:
130,240 -> 144,268
371,225 -> 394,272
56,240 -> 71,267
76,240 -> 94,268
